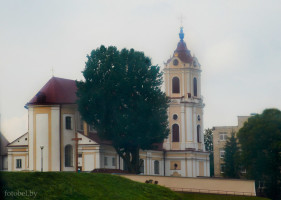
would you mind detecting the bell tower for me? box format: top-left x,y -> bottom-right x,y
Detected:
163,27 -> 205,151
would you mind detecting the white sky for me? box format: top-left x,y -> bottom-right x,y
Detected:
1,0 -> 281,142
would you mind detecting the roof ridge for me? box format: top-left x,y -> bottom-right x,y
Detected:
27,76 -> 78,105
7,132 -> 28,146
52,76 -> 76,81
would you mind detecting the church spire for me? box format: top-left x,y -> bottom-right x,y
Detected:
172,26 -> 193,64
179,27 -> 184,41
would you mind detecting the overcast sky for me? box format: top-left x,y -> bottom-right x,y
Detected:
1,0 -> 281,142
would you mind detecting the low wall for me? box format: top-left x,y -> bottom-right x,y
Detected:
121,175 -> 256,196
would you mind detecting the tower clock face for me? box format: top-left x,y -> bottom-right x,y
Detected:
173,59 -> 179,66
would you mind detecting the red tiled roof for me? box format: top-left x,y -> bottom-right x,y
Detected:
173,40 -> 193,64
28,77 -> 77,105
88,131 -> 113,145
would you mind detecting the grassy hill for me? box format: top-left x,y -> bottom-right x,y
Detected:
0,172 -> 269,200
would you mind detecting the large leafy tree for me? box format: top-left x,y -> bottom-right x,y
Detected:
223,132 -> 240,178
76,45 -> 169,173
204,128 -> 214,176
238,109 -> 281,199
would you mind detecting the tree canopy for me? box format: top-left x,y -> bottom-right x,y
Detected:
204,128 -> 213,152
223,132 -> 240,179
237,109 -> 281,199
76,45 -> 169,173
204,128 -> 214,176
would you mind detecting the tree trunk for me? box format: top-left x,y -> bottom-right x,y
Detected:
114,146 -> 140,174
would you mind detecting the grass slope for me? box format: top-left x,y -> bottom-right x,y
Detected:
0,172 -> 179,200
0,172 -> 270,200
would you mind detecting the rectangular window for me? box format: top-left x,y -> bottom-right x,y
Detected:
66,116 -> 72,130
104,157 -> 108,166
220,164 -> 225,173
78,153 -> 82,158
154,161 -> 160,174
16,159 -> 22,168
220,149 -> 225,158
112,158 -> 116,166
219,132 -> 228,141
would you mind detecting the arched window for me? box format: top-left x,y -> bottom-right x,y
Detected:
172,77 -> 180,93
197,125 -> 201,143
193,77 -> 197,96
172,124 -> 179,142
140,159 -> 144,174
154,160 -> 159,174
65,145 -> 73,167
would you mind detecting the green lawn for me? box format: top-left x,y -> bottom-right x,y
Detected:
0,172 -> 270,200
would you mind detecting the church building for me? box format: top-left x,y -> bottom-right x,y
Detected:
7,28 -> 210,177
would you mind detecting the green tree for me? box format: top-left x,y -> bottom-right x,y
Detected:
76,45 -> 169,174
204,128 -> 214,176
223,132 -> 240,178
204,128 -> 213,152
238,109 -> 281,200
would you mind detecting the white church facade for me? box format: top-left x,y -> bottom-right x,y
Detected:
7,28 -> 210,177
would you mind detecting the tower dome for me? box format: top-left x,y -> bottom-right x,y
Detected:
173,27 -> 193,64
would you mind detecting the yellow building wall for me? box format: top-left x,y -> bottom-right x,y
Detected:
213,116 -> 250,177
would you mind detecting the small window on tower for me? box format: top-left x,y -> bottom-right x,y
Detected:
65,117 -> 72,130
173,114 -> 178,120
172,124 -> 179,142
173,59 -> 179,66
197,125 -> 201,143
193,77 -> 197,97
172,77 -> 180,93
